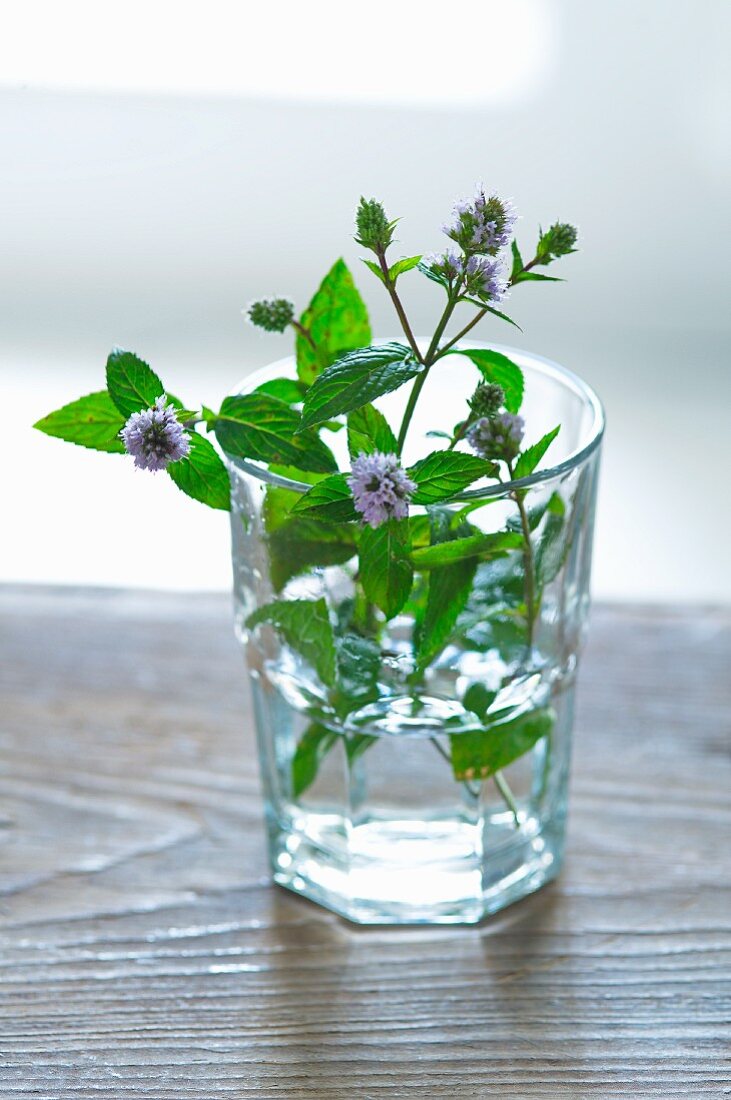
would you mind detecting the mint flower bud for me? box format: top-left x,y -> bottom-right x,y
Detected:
443,187 -> 516,256
355,197 -> 396,253
121,395 -> 190,472
246,298 -> 295,333
536,222 -> 578,264
468,413 -> 524,463
469,383 -> 505,418
347,451 -> 416,529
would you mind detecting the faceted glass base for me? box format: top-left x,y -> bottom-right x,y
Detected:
268,810 -> 566,925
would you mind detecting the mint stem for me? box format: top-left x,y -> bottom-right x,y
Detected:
507,459 -> 537,646
291,319 -> 317,351
396,283 -> 462,454
436,309 -> 488,359
494,770 -> 520,827
429,736 -> 480,799
376,249 -> 423,365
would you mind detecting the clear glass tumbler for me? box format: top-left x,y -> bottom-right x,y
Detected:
226,343 -> 604,924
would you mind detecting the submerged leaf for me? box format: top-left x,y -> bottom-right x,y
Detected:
451,707 -> 555,781
247,598 -> 336,686
292,723 -> 339,797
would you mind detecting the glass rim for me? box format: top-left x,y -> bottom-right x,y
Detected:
225,341 -> 605,499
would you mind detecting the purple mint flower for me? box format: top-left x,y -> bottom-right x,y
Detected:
426,249 -> 463,281
468,413 -> 524,463
443,187 -> 517,255
347,451 -> 417,529
464,254 -> 509,304
120,394 -> 191,472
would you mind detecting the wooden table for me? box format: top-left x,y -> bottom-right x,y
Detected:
1,587 -> 729,1098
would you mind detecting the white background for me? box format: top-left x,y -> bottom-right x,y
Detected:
1,0 -> 729,600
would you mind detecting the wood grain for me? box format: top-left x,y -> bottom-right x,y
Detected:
1,586 -> 729,1098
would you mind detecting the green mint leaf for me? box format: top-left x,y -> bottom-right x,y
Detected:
388,255 -> 422,280
300,343 -> 421,431
346,732 -> 378,764
334,634 -> 382,717
214,394 -> 337,473
263,471 -> 324,534
263,472 -> 354,590
346,403 -> 398,457
513,425 -> 561,480
512,271 -> 564,284
415,510 -> 483,669
417,260 -> 450,291
166,432 -> 231,511
510,239 -> 524,281
106,349 -> 164,418
254,377 -> 308,404
450,707 -> 555,781
535,509 -> 568,586
407,514 -> 432,548
411,530 -> 522,570
359,518 -> 413,620
447,348 -> 525,413
172,408 -> 199,423
454,556 -> 527,653
292,722 -> 339,797
247,598 -> 336,687
417,556 -> 478,670
463,683 -> 498,721
290,474 -> 359,523
361,258 -> 386,285
34,391 -> 125,453
458,299 -> 523,332
296,258 -> 372,386
408,451 -> 497,505
268,517 -> 357,591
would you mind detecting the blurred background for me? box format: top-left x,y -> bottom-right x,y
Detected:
1,0 -> 729,601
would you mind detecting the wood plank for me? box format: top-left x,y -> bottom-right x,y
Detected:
0,587 -> 729,1098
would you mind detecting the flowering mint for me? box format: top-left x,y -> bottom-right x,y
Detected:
347,451 -> 416,529
443,187 -> 516,256
468,412 -> 524,463
247,298 -> 295,333
120,395 -> 190,472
